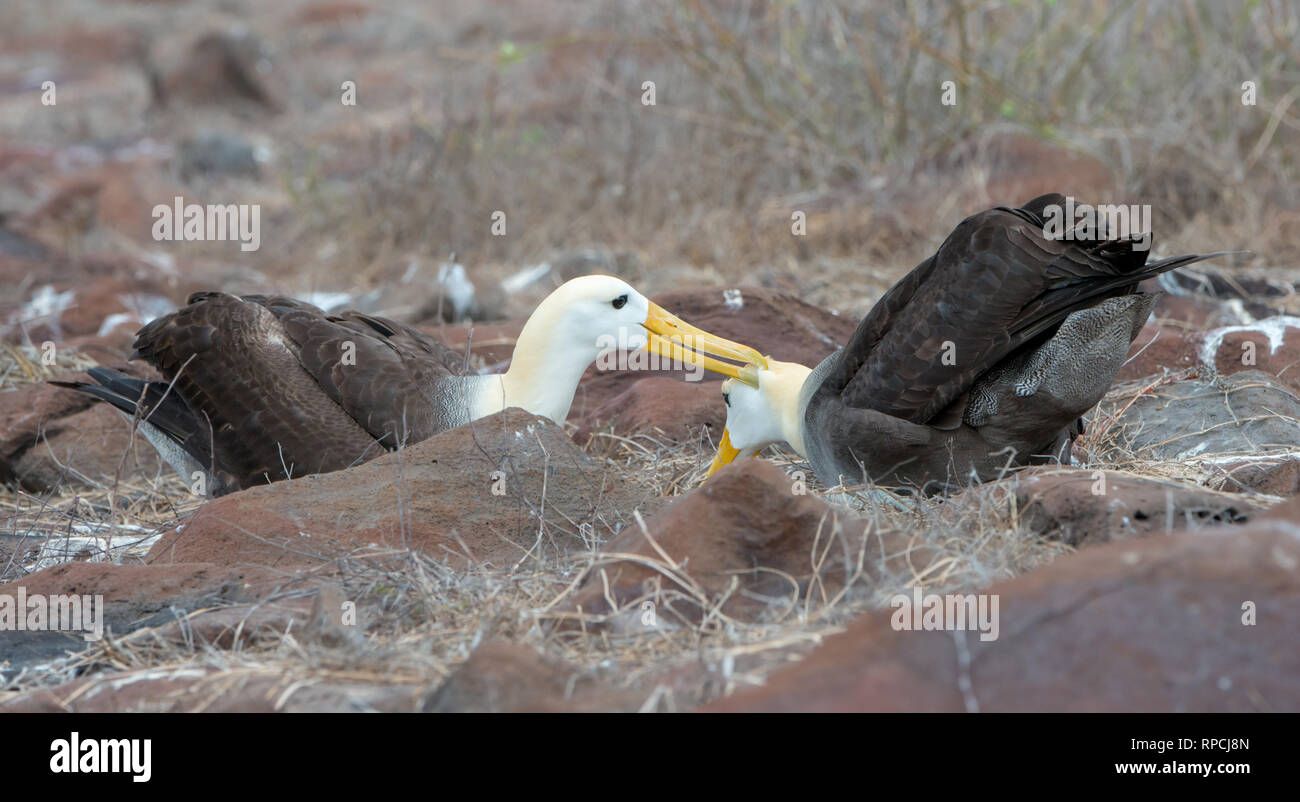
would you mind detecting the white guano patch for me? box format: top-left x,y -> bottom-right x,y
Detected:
1199,316 -> 1300,369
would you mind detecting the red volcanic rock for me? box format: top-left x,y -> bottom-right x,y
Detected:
145,409 -> 659,571
0,375 -> 95,473
293,2 -> 372,25
422,640 -> 642,713
0,364 -> 164,492
927,133 -> 1119,211
162,31 -> 282,111
4,273 -> 179,348
65,328 -> 138,361
9,403 -> 167,492
554,460 -> 926,630
952,468 -> 1261,547
1137,269 -> 1296,329
0,569 -> 311,651
651,286 -> 857,376
1262,493 -> 1300,523
1145,290 -> 1255,330
1206,320 -> 1300,394
0,561 -> 294,689
703,520 -> 1300,712
1116,323 -> 1200,382
1212,456 -> 1300,497
53,276 -> 148,339
575,376 -> 724,443
15,176 -> 103,246
428,320 -> 523,372
94,167 -> 163,243
1119,317 -> 1300,395
20,167 -> 163,247
0,561 -> 278,605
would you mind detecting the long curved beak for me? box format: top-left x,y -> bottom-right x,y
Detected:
643,302 -> 767,381
705,429 -> 741,477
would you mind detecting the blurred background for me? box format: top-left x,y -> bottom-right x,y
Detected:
1,0 -> 1298,358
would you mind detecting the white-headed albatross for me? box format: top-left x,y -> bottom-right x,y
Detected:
54,275 -> 761,495
705,194 -> 1232,493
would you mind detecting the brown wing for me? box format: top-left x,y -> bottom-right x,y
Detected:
242,296 -> 466,448
823,197 -> 1204,425
132,292 -> 465,491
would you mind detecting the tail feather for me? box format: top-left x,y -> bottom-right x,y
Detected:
1014,250 -> 1246,347
50,367 -> 212,469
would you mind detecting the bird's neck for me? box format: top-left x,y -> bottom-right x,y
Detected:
499,304 -> 596,424
764,362 -> 814,457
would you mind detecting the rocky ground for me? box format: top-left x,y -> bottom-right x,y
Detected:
3,278 -> 1299,712
2,1 -> 1299,711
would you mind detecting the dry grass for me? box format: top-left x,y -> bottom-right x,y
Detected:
0,342 -> 99,393
0,474 -> 196,585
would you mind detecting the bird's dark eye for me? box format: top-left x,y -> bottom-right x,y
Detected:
722,392 -> 731,407
611,294 -> 628,310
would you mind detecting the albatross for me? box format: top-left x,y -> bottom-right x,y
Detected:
54,275 -> 762,495
706,194 -> 1231,492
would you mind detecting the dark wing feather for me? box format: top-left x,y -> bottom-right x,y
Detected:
243,297 -> 465,448
816,251 -> 943,406
827,199 -> 1220,425
332,310 -> 469,378
48,366 -> 218,475
132,293 -> 384,489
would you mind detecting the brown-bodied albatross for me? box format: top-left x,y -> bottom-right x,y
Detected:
54,275 -> 761,495
705,194 -> 1231,492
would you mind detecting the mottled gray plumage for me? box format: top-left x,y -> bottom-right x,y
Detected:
962,294 -> 1156,427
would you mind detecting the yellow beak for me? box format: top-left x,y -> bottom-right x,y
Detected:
705,429 -> 741,477
643,303 -> 767,380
